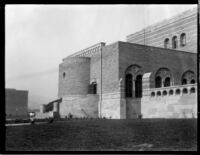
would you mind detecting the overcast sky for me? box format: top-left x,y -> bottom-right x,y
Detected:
5,5 -> 197,110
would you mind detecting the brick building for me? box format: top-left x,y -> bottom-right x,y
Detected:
6,88 -> 29,119
38,8 -> 197,119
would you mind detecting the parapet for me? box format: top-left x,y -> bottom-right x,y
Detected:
63,42 -> 106,60
62,56 -> 91,64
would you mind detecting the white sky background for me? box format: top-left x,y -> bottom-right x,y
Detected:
5,5 -> 197,110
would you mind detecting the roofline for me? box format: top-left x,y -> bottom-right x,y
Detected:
6,88 -> 28,92
63,42 -> 106,60
117,41 -> 197,55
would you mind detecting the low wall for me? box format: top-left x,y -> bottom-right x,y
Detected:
35,111 -> 54,119
141,84 -> 197,118
59,94 -> 99,118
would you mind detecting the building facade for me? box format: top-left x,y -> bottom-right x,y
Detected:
6,88 -> 29,119
39,8 -> 197,119
126,8 -> 197,53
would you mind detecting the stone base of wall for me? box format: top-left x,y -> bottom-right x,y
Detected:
126,98 -> 141,119
59,94 -> 99,118
101,92 -> 126,119
141,93 -> 197,118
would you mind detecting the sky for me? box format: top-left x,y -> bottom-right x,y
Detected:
5,4 -> 197,110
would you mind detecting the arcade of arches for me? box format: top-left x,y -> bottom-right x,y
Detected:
125,67 -> 196,98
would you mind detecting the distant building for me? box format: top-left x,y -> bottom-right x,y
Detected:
39,8 -> 197,119
6,88 -> 28,119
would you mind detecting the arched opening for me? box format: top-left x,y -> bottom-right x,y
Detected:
89,82 -> 97,94
125,74 -> 133,98
93,82 -> 97,94
169,89 -> 174,95
191,79 -> 195,84
155,76 -> 162,88
164,77 -> 170,87
190,87 -> 195,93
180,33 -> 186,47
164,38 -> 170,48
157,91 -> 161,96
151,92 -> 155,97
172,36 -> 178,49
163,90 -> 167,96
183,88 -> 188,94
182,79 -> 187,85
182,70 -> 195,85
135,75 -> 142,98
63,72 -> 66,79
176,89 -> 180,95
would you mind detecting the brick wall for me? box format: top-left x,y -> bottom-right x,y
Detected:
58,57 -> 91,97
101,42 -> 119,93
118,41 -> 197,88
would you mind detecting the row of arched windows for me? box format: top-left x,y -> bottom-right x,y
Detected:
155,69 -> 195,88
151,87 -> 195,97
125,65 -> 196,99
164,33 -> 186,49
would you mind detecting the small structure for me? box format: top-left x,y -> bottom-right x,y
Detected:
6,88 -> 28,119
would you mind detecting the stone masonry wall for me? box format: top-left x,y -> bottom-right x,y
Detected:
59,95 -> 99,118
127,8 -> 197,53
141,84 -> 197,118
58,57 -> 91,97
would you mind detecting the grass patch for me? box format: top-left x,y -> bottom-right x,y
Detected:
6,119 -> 197,151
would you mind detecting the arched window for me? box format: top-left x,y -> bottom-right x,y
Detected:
180,33 -> 186,47
151,92 -> 155,97
164,38 -> 170,48
182,70 -> 195,85
157,91 -> 161,96
93,82 -> 97,94
163,90 -> 167,96
169,89 -> 174,95
176,89 -> 180,95
183,88 -> 188,94
125,74 -> 133,97
63,72 -> 66,79
164,77 -> 170,87
172,36 -> 178,49
89,82 -> 97,94
190,87 -> 195,93
182,79 -> 187,85
155,68 -> 172,88
155,76 -> 162,88
135,75 -> 142,98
